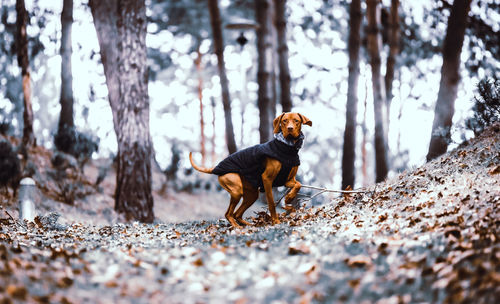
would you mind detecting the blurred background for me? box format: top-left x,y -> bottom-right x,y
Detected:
0,0 -> 498,194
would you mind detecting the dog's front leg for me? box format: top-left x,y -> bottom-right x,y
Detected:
284,166 -> 301,206
262,158 -> 281,225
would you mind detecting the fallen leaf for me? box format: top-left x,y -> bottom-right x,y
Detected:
346,255 -> 372,268
34,216 -> 44,229
193,258 -> 204,266
105,281 -> 119,288
288,243 -> 310,255
488,165 -> 500,175
348,278 -> 360,289
57,277 -> 74,288
377,213 -> 388,223
6,285 -> 27,300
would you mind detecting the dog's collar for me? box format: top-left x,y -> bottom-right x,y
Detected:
274,132 -> 305,150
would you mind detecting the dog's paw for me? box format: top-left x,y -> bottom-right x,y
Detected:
283,205 -> 296,214
237,218 -> 253,226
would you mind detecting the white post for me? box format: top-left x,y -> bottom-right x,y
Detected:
18,177 -> 37,221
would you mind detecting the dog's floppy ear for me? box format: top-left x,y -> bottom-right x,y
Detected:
298,114 -> 312,126
273,113 -> 285,133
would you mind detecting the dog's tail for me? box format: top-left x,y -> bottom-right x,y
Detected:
189,152 -> 214,174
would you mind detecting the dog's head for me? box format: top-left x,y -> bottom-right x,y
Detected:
273,112 -> 312,139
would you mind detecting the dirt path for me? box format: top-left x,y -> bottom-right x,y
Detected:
1,125 -> 499,303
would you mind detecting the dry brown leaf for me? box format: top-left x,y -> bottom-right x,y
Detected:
6,285 -> 27,300
348,278 -> 360,289
288,243 -> 310,255
193,258 -> 204,266
34,216 -> 44,229
488,165 -> 500,175
105,281 -> 119,288
346,255 -> 372,268
57,277 -> 74,288
377,213 -> 388,223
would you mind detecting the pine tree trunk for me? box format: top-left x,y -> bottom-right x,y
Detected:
426,0 -> 471,161
208,0 -> 237,154
341,0 -> 362,190
274,0 -> 292,113
90,0 -> 154,223
366,0 -> 389,182
16,0 -> 36,148
256,0 -> 277,143
58,0 -> 74,133
384,0 -> 399,132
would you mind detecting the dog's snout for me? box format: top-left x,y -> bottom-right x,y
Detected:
287,126 -> 294,131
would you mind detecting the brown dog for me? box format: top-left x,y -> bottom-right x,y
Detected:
189,112 -> 312,228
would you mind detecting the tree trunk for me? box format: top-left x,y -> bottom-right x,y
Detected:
195,47 -> 206,165
16,0 -> 36,148
208,0 -> 237,154
256,0 -> 277,143
211,97 -> 216,163
426,0 -> 471,161
58,0 -> 74,133
341,0 -> 362,190
274,0 -> 292,113
270,5 -> 277,121
384,0 -> 399,134
90,0 -> 154,223
88,0 -> 120,132
361,79 -> 369,187
366,0 -> 389,182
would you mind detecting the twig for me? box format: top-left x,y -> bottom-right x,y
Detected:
297,189 -> 327,204
275,188 -> 292,206
301,184 -> 372,194
275,184 -> 374,206
309,189 -> 328,200
4,210 -> 15,222
5,210 -> 26,229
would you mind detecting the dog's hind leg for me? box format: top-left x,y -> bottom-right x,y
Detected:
225,195 -> 243,228
234,185 -> 259,226
218,173 -> 243,228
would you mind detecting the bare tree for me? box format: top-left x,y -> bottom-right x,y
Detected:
361,78 -> 369,187
384,0 -> 399,131
256,0 -> 277,143
90,0 -> 154,222
341,0 -> 362,190
208,0 -> 237,154
57,0 -> 74,135
211,97 -> 217,163
366,0 -> 389,182
427,0 -> 472,161
194,44 -> 206,165
16,0 -> 35,148
274,0 -> 292,113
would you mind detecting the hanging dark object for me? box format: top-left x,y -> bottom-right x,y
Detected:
226,19 -> 258,50
236,32 -> 248,48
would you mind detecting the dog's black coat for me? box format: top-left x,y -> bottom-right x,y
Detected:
212,136 -> 302,189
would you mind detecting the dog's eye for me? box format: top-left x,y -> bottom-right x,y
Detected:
294,119 -> 299,123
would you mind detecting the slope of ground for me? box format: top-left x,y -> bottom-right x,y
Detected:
0,123 -> 499,303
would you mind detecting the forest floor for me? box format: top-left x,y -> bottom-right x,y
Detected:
1,123 -> 499,303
